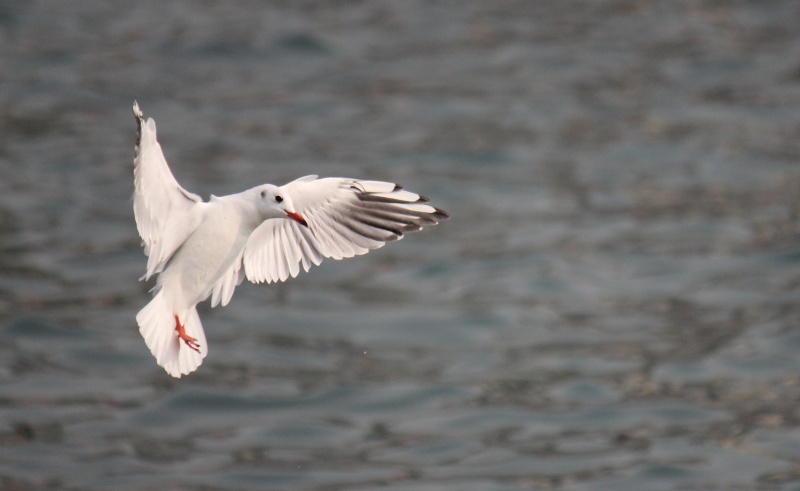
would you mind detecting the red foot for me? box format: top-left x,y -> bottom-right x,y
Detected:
175,315 -> 201,353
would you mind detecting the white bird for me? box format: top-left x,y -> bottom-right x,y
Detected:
131,102 -> 449,377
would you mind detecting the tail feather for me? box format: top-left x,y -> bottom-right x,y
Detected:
136,292 -> 208,378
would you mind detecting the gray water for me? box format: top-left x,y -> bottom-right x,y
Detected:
2,1 -> 800,490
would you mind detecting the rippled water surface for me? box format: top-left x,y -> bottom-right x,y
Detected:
3,1 -> 800,490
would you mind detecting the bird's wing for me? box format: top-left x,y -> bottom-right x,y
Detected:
209,249 -> 245,308
132,101 -> 204,280
242,175 -> 449,284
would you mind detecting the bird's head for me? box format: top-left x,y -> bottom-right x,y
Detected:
255,184 -> 308,227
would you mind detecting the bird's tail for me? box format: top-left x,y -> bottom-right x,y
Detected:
136,291 -> 208,378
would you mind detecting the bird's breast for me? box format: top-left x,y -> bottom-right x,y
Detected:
166,207 -> 252,305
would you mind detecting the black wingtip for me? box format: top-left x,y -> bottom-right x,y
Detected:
133,100 -> 144,146
433,208 -> 450,220
132,100 -> 143,119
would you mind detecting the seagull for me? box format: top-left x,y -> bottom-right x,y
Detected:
131,102 -> 449,377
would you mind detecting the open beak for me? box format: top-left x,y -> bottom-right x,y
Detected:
286,211 -> 308,227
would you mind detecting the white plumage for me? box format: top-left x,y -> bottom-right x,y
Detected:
131,102 -> 449,377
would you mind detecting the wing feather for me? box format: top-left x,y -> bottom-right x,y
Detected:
243,176 -> 449,284
132,101 -> 204,280
209,250 -> 244,308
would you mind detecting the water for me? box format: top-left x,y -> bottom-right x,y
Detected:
2,1 -> 800,489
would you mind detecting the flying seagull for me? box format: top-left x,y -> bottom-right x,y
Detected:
132,102 -> 449,377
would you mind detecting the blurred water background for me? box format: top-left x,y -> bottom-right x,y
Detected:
3,1 -> 800,490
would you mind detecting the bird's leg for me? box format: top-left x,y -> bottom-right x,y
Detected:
174,315 -> 201,353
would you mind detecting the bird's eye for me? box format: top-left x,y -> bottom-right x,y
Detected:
260,190 -> 266,198
275,195 -> 283,203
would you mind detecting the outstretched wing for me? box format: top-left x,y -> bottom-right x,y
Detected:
132,101 -> 204,280
242,175 -> 449,284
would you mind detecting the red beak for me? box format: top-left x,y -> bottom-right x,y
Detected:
286,211 -> 308,227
